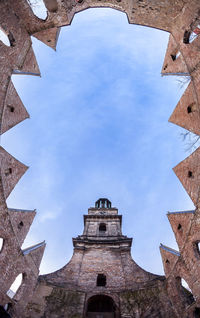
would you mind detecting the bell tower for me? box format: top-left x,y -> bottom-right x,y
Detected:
26,199 -> 192,318
73,198 -> 132,252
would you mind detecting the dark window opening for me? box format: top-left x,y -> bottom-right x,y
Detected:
193,241 -> 200,258
187,103 -> 195,114
7,303 -> 12,311
18,221 -> 24,230
188,171 -> 193,178
171,51 -> 180,61
177,224 -> 182,230
97,274 -> 106,287
171,54 -> 176,61
166,259 -> 170,264
87,295 -> 115,313
194,307 -> 200,318
0,305 -> 11,317
183,26 -> 200,44
8,31 -> 15,47
99,223 -> 106,232
5,168 -> 12,176
183,30 -> 190,44
7,105 -> 15,112
163,64 -> 168,70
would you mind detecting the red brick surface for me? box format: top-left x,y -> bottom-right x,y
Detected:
1,1 -> 200,317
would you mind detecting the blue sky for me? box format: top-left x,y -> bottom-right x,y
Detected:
2,8 -> 194,275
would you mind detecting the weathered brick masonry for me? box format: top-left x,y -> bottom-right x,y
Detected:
1,0 -> 200,317
25,199 -> 192,318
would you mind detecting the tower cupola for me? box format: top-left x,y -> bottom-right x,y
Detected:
95,198 -> 111,209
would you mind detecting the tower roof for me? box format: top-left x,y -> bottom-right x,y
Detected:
95,198 -> 112,209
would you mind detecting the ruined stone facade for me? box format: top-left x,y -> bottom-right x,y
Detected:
1,0 -> 200,317
25,199 -> 192,318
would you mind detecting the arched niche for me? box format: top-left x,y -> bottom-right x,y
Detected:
99,223 -> 106,233
86,294 -> 117,317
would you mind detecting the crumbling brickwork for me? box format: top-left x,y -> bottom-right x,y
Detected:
0,1 -> 200,317
26,200 -> 189,318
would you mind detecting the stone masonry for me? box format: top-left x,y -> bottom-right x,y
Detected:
25,199 -> 191,318
1,1 -> 200,317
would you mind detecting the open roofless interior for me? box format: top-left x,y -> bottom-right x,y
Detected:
1,0 -> 200,317
3,7 -> 192,277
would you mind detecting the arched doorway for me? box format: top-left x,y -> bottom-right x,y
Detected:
86,295 -> 117,318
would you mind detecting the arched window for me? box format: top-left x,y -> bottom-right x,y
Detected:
99,223 -> 106,232
187,103 -> 195,114
18,221 -> 24,230
188,170 -> 193,178
0,238 -> 4,252
177,223 -> 182,230
176,277 -> 194,305
181,278 -> 192,293
26,0 -> 47,19
97,274 -> 106,287
4,168 -> 12,176
7,273 -> 23,299
171,51 -> 180,61
0,28 -> 10,46
183,25 -> 200,44
7,105 -> 15,113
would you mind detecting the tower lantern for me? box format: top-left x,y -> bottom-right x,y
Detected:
95,198 -> 111,209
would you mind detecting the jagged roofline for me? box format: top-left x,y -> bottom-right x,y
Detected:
0,2 -> 198,211
0,0 -> 200,316
12,0 -> 183,37
8,208 -> 37,248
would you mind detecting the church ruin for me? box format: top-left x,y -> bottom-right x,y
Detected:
25,198 -> 194,317
1,0 -> 200,317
